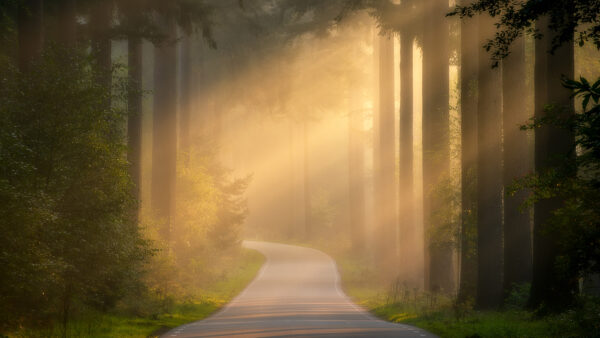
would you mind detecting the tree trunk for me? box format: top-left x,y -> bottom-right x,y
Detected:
529,16 -> 576,310
90,0 -> 112,108
180,34 -> 192,167
303,118 -> 311,239
399,31 -> 417,285
348,76 -> 366,252
152,18 -> 178,243
376,33 -> 396,271
57,0 -> 77,46
476,14 -> 503,309
371,27 -> 380,253
18,0 -> 43,72
458,6 -> 478,302
422,0 -> 453,293
502,35 -> 532,296
128,37 -> 143,223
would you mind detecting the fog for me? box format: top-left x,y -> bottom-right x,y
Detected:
135,11 -> 436,290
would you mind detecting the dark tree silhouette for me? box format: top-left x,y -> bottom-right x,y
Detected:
529,17 -> 576,311
502,35 -> 532,296
422,0 -> 453,293
17,0 -> 43,72
476,13 -> 503,309
152,15 -> 178,242
458,1 -> 478,303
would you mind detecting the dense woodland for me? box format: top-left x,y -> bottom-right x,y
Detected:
1,0 -> 600,336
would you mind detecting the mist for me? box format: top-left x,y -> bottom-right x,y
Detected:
2,0 -> 600,336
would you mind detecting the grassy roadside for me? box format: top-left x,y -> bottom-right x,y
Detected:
333,253 -> 590,338
9,248 -> 265,338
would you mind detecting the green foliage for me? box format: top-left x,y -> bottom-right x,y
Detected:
428,175 -> 461,252
504,283 -> 531,310
8,249 -> 265,338
0,46 -> 151,332
511,76 -> 600,281
310,188 -> 339,238
449,0 -> 600,65
139,149 -> 250,303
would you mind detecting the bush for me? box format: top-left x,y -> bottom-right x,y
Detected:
0,46 -> 151,332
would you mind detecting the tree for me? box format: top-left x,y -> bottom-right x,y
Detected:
529,17 -> 576,311
303,115 -> 311,238
476,13 -> 503,309
398,1 -> 418,286
151,14 -> 178,243
422,0 -> 454,293
17,0 -> 43,72
46,0 -> 77,46
180,34 -> 193,166
348,31 -> 367,251
57,0 -> 76,45
502,34 -> 532,296
89,0 -> 113,108
448,0 -> 591,311
127,35 -> 142,222
375,33 -> 396,269
458,0 -> 478,303
0,46 -> 150,332
449,0 -> 599,64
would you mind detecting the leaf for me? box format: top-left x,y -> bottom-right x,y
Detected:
583,95 -> 590,111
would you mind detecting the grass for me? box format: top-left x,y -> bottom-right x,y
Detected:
331,252 -> 591,338
9,248 -> 265,338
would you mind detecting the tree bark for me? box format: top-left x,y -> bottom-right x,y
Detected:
399,31 -> 417,285
348,75 -> 366,252
18,0 -> 43,72
303,118 -> 311,239
152,18 -> 178,243
376,33 -> 396,271
128,37 -> 143,223
476,14 -> 503,309
422,0 -> 453,293
90,0 -> 112,108
502,35 -> 532,296
180,34 -> 192,167
57,0 -> 77,46
529,16 -> 576,310
458,6 -> 478,302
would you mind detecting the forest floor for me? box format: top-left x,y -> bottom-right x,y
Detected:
8,248 -> 265,338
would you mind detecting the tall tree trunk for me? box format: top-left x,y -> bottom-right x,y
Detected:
458,6 -> 478,302
152,18 -> 178,243
502,35 -> 532,296
128,37 -> 143,223
371,27 -> 380,253
476,14 -> 503,309
180,34 -> 192,167
399,31 -> 417,285
288,118 -> 297,239
57,0 -> 76,46
348,77 -> 366,252
90,0 -> 112,108
303,118 -> 311,239
18,0 -> 43,72
376,33 -> 396,270
529,17 -> 576,310
422,0 -> 453,293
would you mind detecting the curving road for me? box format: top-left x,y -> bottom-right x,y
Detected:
163,241 -> 436,337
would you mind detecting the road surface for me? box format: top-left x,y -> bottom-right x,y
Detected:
163,241 -> 436,337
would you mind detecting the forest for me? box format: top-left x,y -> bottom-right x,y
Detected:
1,0 -> 599,337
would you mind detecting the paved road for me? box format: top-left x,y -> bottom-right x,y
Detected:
163,241 -> 437,337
